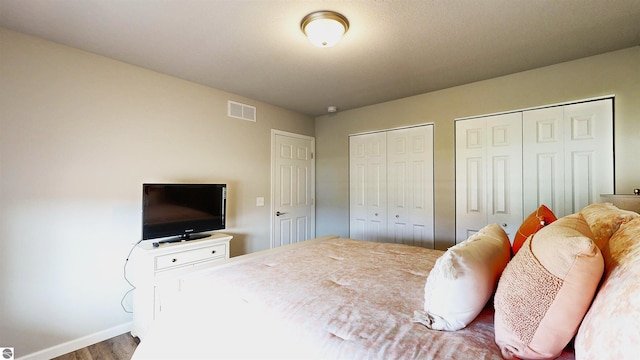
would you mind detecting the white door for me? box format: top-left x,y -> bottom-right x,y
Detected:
455,119 -> 487,242
349,132 -> 387,241
562,99 -> 614,213
523,106 -> 566,215
486,113 -> 523,239
387,126 -> 434,247
523,98 -> 613,217
456,113 -> 522,243
271,130 -> 315,248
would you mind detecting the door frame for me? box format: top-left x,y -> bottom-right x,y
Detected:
270,129 -> 316,248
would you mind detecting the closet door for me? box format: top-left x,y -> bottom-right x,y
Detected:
455,113 -> 522,243
523,99 -> 614,217
349,132 -> 387,241
562,100 -> 614,213
523,106 -> 565,215
387,126 -> 435,248
455,119 -> 487,242
486,113 -> 523,238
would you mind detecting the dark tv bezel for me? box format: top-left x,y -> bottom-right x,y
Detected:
142,183 -> 227,241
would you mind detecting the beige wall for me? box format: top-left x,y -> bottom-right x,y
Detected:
315,46 -> 640,250
2,24 -> 638,358
0,28 -> 314,357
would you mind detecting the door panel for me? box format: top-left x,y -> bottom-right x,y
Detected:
523,106 -> 565,215
456,120 -> 487,242
563,99 -> 614,214
570,151 -> 595,211
387,126 -> 434,248
486,113 -> 522,239
349,132 -> 387,241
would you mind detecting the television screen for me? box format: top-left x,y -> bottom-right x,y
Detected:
142,183 -> 226,242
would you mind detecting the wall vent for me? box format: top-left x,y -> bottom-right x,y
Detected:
228,100 -> 256,122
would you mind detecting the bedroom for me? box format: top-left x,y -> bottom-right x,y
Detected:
1,1 -> 640,359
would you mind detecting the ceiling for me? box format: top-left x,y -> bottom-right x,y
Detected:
1,1 -> 639,117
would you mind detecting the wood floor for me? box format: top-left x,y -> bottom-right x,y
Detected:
52,333 -> 139,360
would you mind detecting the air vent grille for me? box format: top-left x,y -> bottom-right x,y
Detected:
228,100 -> 256,122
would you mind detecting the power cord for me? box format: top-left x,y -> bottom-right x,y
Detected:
121,239 -> 143,313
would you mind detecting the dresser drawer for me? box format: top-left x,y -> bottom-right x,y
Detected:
155,243 -> 226,271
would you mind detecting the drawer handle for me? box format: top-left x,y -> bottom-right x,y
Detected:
211,250 -> 216,254
171,258 -> 177,263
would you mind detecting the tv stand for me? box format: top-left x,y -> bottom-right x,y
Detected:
152,233 -> 212,247
131,233 -> 232,339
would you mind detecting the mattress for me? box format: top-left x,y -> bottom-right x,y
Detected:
131,237 -> 509,359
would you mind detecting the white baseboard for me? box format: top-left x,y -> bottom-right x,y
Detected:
17,322 -> 133,360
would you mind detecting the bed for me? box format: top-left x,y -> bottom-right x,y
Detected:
132,203 -> 640,360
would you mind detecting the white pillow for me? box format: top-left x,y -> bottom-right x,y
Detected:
415,223 -> 511,331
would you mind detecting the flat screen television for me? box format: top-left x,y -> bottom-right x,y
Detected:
142,183 -> 226,245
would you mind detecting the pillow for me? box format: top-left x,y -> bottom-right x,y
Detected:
494,214 -> 604,359
414,223 -> 510,331
512,204 -> 557,255
575,217 -> 640,359
580,202 -> 639,249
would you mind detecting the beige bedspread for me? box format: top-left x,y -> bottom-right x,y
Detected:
132,238 -> 516,359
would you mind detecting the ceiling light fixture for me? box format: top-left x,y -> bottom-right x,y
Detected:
300,10 -> 349,47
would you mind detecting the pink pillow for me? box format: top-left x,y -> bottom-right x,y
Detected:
417,223 -> 510,331
494,214 -> 604,359
575,217 -> 640,359
512,204 -> 557,255
579,202 -> 639,249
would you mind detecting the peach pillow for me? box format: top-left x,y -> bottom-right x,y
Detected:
494,214 -> 604,359
579,202 -> 639,249
416,223 -> 511,331
512,204 -> 557,255
575,217 -> 640,359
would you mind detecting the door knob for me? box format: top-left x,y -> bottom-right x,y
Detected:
276,211 -> 286,216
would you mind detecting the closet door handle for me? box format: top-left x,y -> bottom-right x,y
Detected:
276,211 -> 286,216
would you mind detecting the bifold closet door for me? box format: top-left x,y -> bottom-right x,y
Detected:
349,125 -> 434,247
386,126 -> 435,248
523,99 -> 614,217
456,98 -> 614,244
349,132 -> 387,241
455,113 -> 523,243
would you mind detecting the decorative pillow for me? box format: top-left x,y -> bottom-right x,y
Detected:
575,217 -> 640,359
494,214 -> 604,359
415,223 -> 510,331
579,202 -> 639,249
512,204 -> 557,255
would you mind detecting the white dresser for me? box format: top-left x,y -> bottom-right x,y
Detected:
130,233 -> 232,338
600,194 -> 640,213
